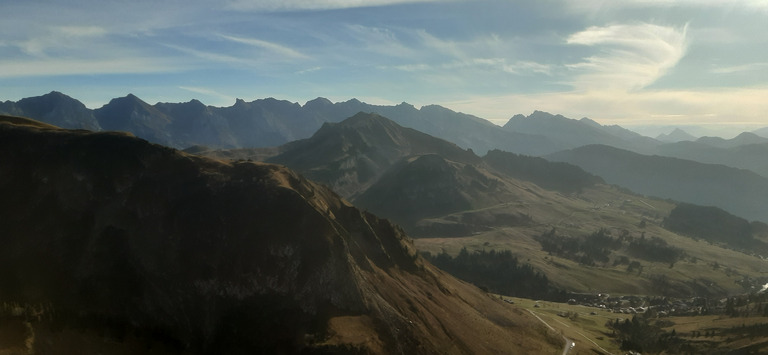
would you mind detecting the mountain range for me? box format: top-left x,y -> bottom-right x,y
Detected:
503,110 -> 661,154
0,92 -> 553,155
6,91 -> 768,223
0,114 -> 561,354
655,134 -> 768,178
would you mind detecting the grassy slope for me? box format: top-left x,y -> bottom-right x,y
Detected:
415,184 -> 768,297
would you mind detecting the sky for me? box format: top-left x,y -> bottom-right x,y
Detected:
1,0 -> 767,136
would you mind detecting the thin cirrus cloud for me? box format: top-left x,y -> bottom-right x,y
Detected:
218,34 -> 309,60
568,0 -> 768,13
344,24 -> 419,59
178,86 -> 236,104
565,23 -> 689,91
711,62 -> 768,74
12,25 -> 109,57
0,57 -> 185,78
379,29 -> 553,77
225,0 -> 445,11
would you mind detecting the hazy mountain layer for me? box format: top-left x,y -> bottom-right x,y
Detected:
696,132 -> 768,148
655,140 -> 768,178
503,110 -> 660,154
547,144 -> 768,223
655,128 -> 697,142
0,115 -> 560,354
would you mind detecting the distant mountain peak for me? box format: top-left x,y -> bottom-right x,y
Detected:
107,93 -> 147,106
732,131 -> 766,143
338,111 -> 391,126
5,91 -> 101,131
529,110 -> 557,119
44,90 -> 69,98
656,128 -> 696,142
303,97 -> 333,108
420,104 -> 449,112
579,117 -> 602,127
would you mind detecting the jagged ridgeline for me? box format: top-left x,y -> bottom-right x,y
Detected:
0,115 -> 560,354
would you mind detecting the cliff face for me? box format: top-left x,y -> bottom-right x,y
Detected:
0,115 -> 560,354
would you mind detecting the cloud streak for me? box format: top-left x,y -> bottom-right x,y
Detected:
0,57 -> 185,78
711,62 -> 768,74
225,0 -> 445,11
566,23 -> 689,90
178,86 -> 236,104
219,34 -> 309,60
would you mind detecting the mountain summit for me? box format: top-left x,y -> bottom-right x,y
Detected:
268,112 -> 479,198
0,91 -> 101,130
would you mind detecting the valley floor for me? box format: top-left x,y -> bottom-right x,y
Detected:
502,296 -> 768,354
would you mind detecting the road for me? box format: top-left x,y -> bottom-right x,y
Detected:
526,309 -> 574,355
562,339 -> 575,355
527,308 -> 616,355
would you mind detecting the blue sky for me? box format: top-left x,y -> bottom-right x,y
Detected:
1,0 -> 767,134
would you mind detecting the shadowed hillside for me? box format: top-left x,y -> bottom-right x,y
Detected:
482,149 -> 603,193
0,115 -> 560,354
663,203 -> 768,254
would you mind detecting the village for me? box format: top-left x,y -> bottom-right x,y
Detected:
554,291 -> 768,318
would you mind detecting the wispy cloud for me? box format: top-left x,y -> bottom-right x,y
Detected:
0,57 -> 185,78
219,34 -> 309,60
568,0 -> 768,14
501,61 -> 553,75
14,25 -> 109,57
225,0 -> 445,11
295,66 -> 323,74
566,23 -> 689,90
711,62 -> 768,74
163,44 -> 252,67
178,86 -> 236,104
377,29 -> 552,77
345,24 -> 417,59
